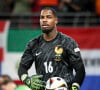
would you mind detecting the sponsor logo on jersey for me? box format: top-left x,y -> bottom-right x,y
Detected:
35,52 -> 42,56
54,45 -> 63,61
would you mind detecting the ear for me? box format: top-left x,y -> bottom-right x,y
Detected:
55,18 -> 58,24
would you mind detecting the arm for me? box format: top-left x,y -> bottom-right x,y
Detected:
18,42 -> 34,80
18,41 -> 45,90
63,0 -> 81,11
67,39 -> 85,89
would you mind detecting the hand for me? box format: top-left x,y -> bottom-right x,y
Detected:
72,85 -> 79,90
23,75 -> 46,90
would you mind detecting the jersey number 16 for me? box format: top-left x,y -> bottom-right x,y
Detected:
44,61 -> 53,73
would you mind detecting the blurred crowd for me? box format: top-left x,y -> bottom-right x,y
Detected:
0,75 -> 31,90
0,0 -> 99,16
0,0 -> 100,28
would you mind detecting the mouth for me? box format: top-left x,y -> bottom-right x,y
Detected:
42,24 -> 49,27
42,26 -> 49,28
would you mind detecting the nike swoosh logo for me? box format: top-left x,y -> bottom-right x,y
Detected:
36,52 -> 42,56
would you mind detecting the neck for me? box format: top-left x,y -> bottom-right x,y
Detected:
43,28 -> 58,41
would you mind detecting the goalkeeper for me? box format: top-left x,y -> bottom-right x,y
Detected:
18,7 -> 85,90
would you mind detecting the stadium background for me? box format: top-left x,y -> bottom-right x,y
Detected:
0,0 -> 100,89
0,21 -> 100,90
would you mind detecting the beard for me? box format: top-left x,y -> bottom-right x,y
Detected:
41,27 -> 54,34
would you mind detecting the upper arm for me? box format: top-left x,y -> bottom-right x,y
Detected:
65,39 -> 85,84
20,41 -> 34,69
65,39 -> 83,69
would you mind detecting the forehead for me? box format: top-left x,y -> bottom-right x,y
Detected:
40,9 -> 54,16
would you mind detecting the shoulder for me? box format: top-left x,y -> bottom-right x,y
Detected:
60,33 -> 80,52
27,35 -> 42,48
60,32 -> 76,44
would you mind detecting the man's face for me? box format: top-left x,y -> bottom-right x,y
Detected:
0,77 -> 16,90
40,9 -> 58,34
0,77 -> 8,90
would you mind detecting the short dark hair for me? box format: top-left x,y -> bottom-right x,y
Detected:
0,75 -> 13,86
41,7 -> 57,18
1,75 -> 12,81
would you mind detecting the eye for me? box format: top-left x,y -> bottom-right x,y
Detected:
47,15 -> 52,19
40,16 -> 44,19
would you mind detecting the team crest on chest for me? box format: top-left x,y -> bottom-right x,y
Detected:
54,45 -> 63,61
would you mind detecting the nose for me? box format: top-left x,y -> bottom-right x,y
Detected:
42,17 -> 48,22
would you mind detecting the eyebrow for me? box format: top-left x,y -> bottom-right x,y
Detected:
40,14 -> 54,18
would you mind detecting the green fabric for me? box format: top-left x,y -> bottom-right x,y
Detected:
7,29 -> 41,52
15,85 -> 31,90
72,85 -> 78,90
25,75 -> 45,90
